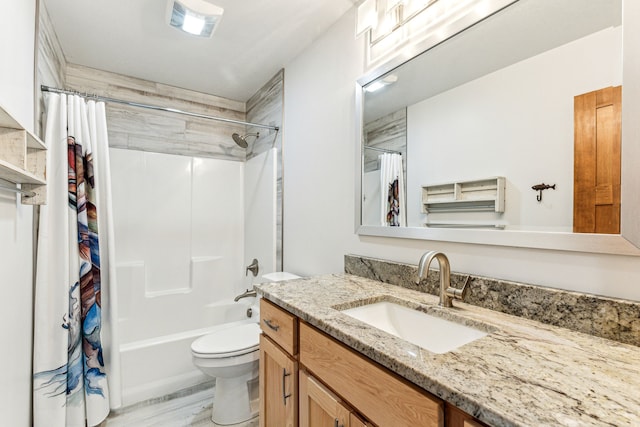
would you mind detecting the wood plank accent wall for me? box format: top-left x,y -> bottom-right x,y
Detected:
65,64 -> 247,161
247,69 -> 284,270
363,108 -> 407,173
247,69 -> 284,159
36,1 -> 67,137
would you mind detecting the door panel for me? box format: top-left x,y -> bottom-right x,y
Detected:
574,86 -> 621,233
260,335 -> 298,427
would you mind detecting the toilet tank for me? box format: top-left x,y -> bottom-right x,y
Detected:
260,272 -> 301,282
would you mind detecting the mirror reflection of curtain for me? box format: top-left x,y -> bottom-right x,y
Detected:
379,153 -> 405,227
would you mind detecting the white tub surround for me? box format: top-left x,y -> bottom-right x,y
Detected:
119,299 -> 257,406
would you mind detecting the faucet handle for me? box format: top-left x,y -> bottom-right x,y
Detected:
445,276 -> 470,301
246,258 -> 259,277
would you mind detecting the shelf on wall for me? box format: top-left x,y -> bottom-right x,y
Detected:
424,222 -> 506,229
421,177 -> 505,213
0,103 -> 47,205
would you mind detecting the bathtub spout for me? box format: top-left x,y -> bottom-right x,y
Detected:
234,289 -> 257,302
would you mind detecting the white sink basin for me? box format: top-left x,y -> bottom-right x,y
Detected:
341,301 -> 488,354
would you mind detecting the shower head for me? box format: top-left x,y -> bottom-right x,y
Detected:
232,132 -> 259,148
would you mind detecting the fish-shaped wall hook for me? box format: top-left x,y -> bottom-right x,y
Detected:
532,183 -> 556,202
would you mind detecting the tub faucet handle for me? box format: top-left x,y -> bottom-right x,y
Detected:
246,259 -> 259,277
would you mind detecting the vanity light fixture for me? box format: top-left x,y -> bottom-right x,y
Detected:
356,0 -> 378,37
357,0 -> 509,66
386,0 -> 406,12
167,0 -> 224,38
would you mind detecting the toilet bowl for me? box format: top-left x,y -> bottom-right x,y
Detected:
191,322 -> 260,426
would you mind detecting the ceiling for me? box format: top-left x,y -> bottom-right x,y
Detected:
43,0 -> 357,101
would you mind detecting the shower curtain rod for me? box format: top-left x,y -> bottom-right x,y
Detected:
40,85 -> 280,132
0,182 -> 36,198
363,145 -> 402,154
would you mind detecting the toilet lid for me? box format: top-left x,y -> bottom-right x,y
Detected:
191,323 -> 260,356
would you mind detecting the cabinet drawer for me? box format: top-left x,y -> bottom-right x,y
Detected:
300,322 -> 444,427
260,299 -> 298,355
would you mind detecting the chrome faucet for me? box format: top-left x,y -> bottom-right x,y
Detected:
416,251 -> 468,308
234,289 -> 257,302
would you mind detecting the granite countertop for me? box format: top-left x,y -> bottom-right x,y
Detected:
255,273 -> 640,427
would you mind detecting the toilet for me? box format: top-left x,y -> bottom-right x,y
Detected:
191,272 -> 300,425
191,322 -> 261,425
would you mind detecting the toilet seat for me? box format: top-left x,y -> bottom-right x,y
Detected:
191,323 -> 260,359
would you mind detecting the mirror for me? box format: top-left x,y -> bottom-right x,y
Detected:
356,0 -> 640,255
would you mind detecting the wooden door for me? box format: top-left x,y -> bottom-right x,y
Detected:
260,334 -> 298,427
574,86 -> 621,233
299,370 -> 352,427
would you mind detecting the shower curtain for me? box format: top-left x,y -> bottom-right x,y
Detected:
379,152 -> 406,227
33,94 -> 121,426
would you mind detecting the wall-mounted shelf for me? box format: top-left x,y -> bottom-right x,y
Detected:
422,177 -> 505,213
424,222 -> 506,229
0,104 -> 47,204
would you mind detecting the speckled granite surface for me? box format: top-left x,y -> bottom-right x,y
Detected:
345,254 -> 640,347
255,274 -> 640,427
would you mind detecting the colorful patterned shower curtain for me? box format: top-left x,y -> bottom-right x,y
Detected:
33,94 -> 121,426
379,152 -> 406,227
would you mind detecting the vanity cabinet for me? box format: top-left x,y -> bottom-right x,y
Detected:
259,299 -> 299,427
299,322 -> 444,427
445,404 -> 487,427
259,298 -> 486,427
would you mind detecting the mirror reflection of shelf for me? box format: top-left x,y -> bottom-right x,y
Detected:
422,177 -> 505,213
0,104 -> 47,205
424,222 -> 506,229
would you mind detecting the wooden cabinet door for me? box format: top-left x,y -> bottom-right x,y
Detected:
574,86 -> 621,233
300,322 -> 444,427
299,370 -> 351,427
445,403 -> 487,427
260,334 -> 298,427
349,413 -> 372,427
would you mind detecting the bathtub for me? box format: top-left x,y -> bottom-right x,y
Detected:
118,297 -> 259,406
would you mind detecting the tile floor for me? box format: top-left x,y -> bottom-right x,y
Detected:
102,383 -> 259,427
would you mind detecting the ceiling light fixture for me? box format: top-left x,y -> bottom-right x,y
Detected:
167,0 -> 224,38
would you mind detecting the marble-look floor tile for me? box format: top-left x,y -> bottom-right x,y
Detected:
102,385 -> 260,427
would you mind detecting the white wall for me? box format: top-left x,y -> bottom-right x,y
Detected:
0,0 -> 36,424
283,7 -> 640,302
363,170 -> 381,226
407,27 -> 622,231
